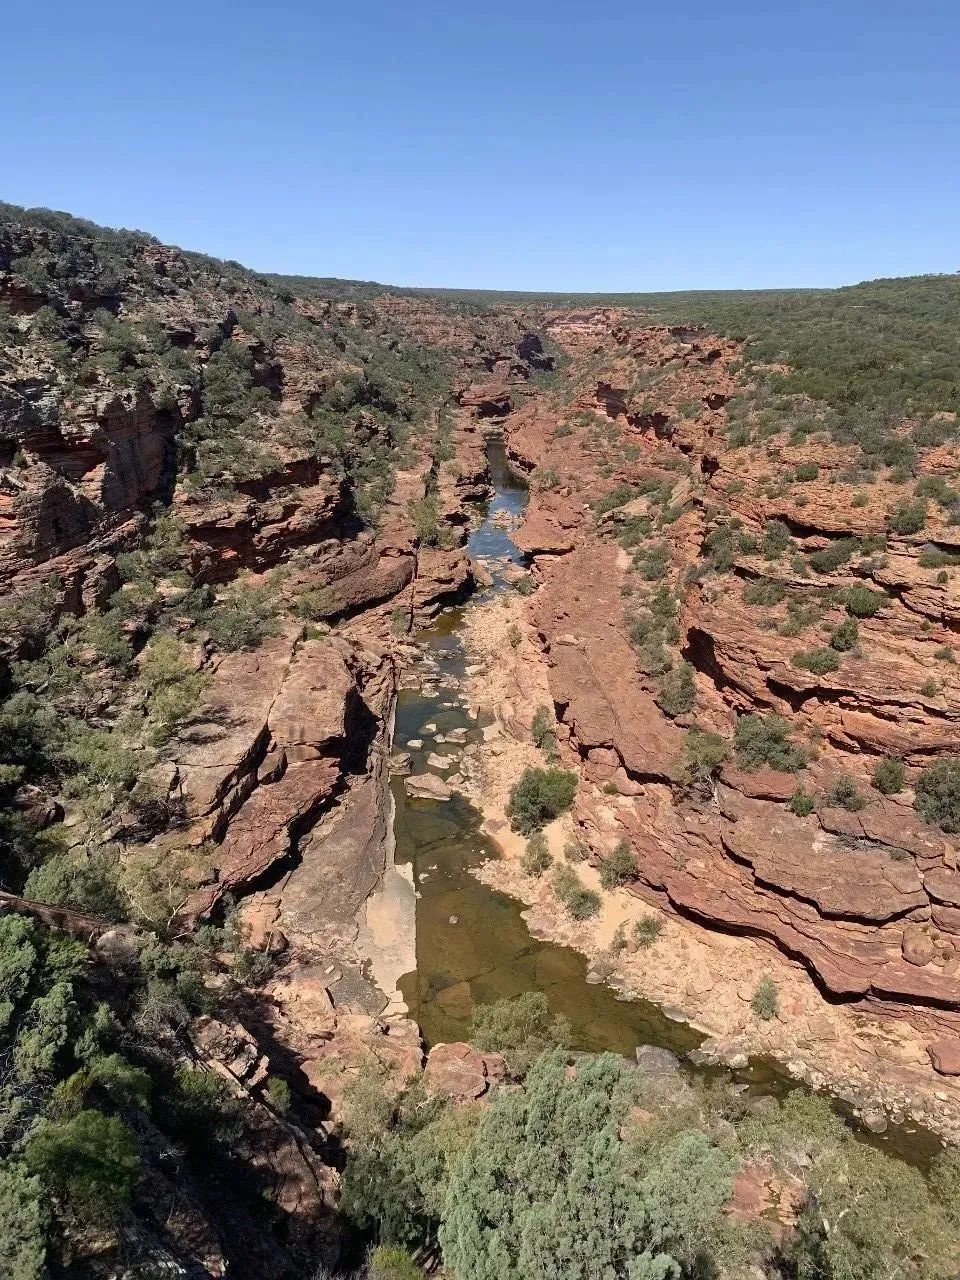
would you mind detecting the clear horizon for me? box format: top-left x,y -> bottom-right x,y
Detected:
5,0 -> 959,292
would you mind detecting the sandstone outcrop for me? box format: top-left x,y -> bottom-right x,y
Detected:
482,307 -> 960,1052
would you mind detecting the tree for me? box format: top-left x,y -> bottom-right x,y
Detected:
0,915 -> 38,1033
788,1142 -> 953,1280
26,1109 -> 139,1219
440,1052 -> 679,1280
470,993 -> 570,1079
0,1162 -> 48,1280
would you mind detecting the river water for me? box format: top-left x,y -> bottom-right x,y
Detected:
391,438 -> 937,1165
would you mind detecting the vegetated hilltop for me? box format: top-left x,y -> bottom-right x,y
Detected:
0,201 -> 541,1277
4,198 -> 960,1279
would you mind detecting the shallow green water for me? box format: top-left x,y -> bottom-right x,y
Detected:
394,438 -> 939,1166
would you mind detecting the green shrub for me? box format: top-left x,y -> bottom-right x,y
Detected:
521,832 -> 552,878
828,617 -> 859,651
265,1075 -> 292,1115
872,757 -> 905,795
793,461 -> 820,482
531,704 -> 557,756
684,728 -> 729,782
734,715 -> 805,772
843,584 -> 887,617
788,787 -> 815,816
201,582 -> 281,651
915,759 -> 960,832
598,840 -> 635,890
440,1052 -> 737,1280
791,646 -> 840,674
751,976 -> 779,1020
761,519 -> 792,559
918,545 -> 960,569
921,678 -> 942,698
23,853 -> 125,920
552,864 -> 601,920
655,661 -> 695,718
563,837 -> 588,862
743,580 -> 786,606
507,767 -> 577,835
888,499 -> 927,535
633,915 -> 663,948
807,537 -> 859,574
825,775 -> 866,811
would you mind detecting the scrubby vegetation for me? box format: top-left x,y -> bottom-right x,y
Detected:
915,759 -> 960,833
733,715 -> 806,773
551,863 -> 601,920
337,1007 -> 960,1280
507,767 -> 577,834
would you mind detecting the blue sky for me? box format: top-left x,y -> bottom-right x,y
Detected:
4,1 -> 958,290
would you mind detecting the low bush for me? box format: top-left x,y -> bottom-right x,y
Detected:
915,759 -> 960,832
734,714 -> 806,772
743,580 -> 786,606
521,832 -> 552,878
788,787 -> 816,816
507,767 -> 577,834
752,976 -> 779,1020
807,537 -> 859,574
828,617 -> 859,651
530,704 -> 557,757
599,840 -> 635,890
633,915 -> 663,948
791,646 -> 840,674
872,757 -> 906,795
552,863 -> 601,920
684,728 -> 729,782
655,661 -> 695,718
793,461 -> 820,482
888,499 -> 927,535
843,584 -> 887,617
825,775 -> 866,811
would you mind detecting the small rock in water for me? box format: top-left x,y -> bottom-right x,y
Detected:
860,1109 -> 889,1133
427,751 -> 454,770
407,738 -> 423,749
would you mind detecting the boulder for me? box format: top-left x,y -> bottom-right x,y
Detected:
929,1038 -> 960,1075
405,773 -> 452,801
424,1042 -> 490,1100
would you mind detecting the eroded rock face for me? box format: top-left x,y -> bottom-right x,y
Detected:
491,307 -> 960,1047
173,632 -> 391,920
